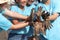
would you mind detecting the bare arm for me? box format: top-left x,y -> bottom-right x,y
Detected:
10,22 -> 29,30
48,13 -> 59,20
4,8 -> 28,20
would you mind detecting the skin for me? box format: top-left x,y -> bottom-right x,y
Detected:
0,2 -> 30,30
15,0 -> 27,9
32,0 -> 59,40
44,0 -> 59,20
12,0 -> 28,24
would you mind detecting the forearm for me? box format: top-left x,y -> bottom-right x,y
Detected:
10,22 -> 29,30
48,13 -> 59,20
4,8 -> 27,19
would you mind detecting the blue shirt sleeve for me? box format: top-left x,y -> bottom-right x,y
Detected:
0,14 -> 12,31
52,0 -> 60,13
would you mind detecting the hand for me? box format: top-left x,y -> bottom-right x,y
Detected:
25,16 -> 31,22
12,19 -> 19,24
42,11 -> 50,20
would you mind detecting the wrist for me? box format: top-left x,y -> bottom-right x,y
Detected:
25,16 -> 28,19
26,22 -> 29,25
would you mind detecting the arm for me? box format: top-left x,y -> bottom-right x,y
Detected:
48,1 -> 60,21
4,8 -> 28,20
48,13 -> 59,20
10,22 -> 29,30
12,19 -> 19,24
42,12 -> 59,21
0,14 -> 29,31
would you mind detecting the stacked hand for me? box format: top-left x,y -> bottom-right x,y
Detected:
25,16 -> 33,25
41,11 -> 50,20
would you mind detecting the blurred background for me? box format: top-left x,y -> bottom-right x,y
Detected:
0,31 -> 8,40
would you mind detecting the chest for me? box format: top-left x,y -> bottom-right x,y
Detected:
16,7 -> 31,16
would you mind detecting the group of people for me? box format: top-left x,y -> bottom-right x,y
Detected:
0,0 -> 60,40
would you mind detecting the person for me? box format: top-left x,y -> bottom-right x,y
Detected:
0,0 -> 29,32
8,0 -> 33,40
37,0 -> 60,40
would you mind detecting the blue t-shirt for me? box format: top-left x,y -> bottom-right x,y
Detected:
37,0 -> 60,40
26,3 -> 36,13
10,5 -> 34,34
0,11 -> 12,31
